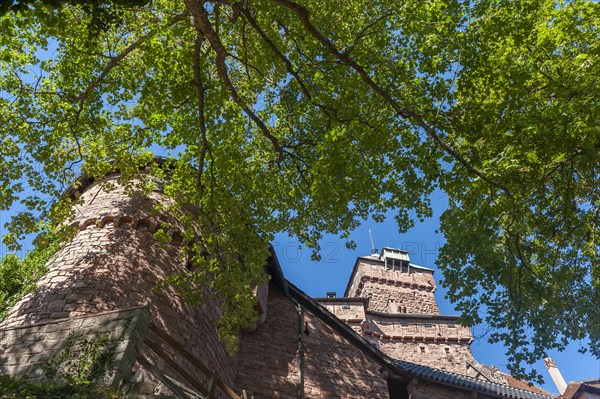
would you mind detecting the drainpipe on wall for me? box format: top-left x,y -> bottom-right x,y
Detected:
544,357 -> 567,395
290,298 -> 305,399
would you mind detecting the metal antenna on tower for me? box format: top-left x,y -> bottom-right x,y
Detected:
368,229 -> 377,255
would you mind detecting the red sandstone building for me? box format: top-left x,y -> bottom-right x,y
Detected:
0,172 -> 591,398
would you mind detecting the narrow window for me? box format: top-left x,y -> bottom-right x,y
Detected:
445,348 -> 450,354
420,347 -> 426,354
401,262 -> 408,273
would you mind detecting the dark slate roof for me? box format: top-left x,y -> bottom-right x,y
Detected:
394,359 -> 554,399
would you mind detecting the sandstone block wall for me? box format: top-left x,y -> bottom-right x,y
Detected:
318,299 -> 366,322
346,259 -> 439,314
361,285 -> 440,314
318,298 -> 366,333
0,307 -> 148,387
380,341 -> 475,375
235,286 -> 389,398
0,178 -> 238,394
364,316 -> 472,342
408,380 -> 498,399
339,257 -> 488,381
361,314 -> 475,375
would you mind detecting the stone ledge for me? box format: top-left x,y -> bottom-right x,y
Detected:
0,306 -> 149,388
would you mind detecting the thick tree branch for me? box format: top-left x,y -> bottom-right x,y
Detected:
185,0 -> 284,159
239,4 -> 377,135
237,4 -> 312,102
76,41 -> 139,104
271,0 -> 513,198
193,33 -> 211,199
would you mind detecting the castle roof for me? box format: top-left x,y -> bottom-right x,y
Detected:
394,360 -> 553,399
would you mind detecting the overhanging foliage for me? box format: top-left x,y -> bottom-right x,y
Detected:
0,0 -> 598,381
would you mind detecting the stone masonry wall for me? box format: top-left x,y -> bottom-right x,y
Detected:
235,286 -> 389,398
0,307 -> 148,387
361,285 -> 440,314
342,257 -> 487,379
409,379 -> 499,399
365,317 -> 472,342
318,299 -> 366,333
0,177 -> 238,393
346,259 -> 439,314
379,341 -> 475,375
318,300 -> 365,322
362,316 -> 476,374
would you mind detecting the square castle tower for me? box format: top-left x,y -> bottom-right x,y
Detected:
318,247 -> 501,381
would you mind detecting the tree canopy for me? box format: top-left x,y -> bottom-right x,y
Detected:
1,0 -> 598,381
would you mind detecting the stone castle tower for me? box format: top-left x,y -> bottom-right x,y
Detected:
319,247 -> 503,381
0,171 -> 241,395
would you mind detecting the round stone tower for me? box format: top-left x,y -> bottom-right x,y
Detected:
0,168 -> 239,395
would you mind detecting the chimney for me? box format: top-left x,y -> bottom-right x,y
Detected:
544,357 -> 567,394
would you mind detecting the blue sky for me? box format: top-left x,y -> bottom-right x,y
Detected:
273,188 -> 600,395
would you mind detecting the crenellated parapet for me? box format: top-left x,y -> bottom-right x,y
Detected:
362,313 -> 473,344
345,254 -> 440,315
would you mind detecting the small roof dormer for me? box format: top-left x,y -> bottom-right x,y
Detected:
379,247 -> 411,272
379,247 -> 410,263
